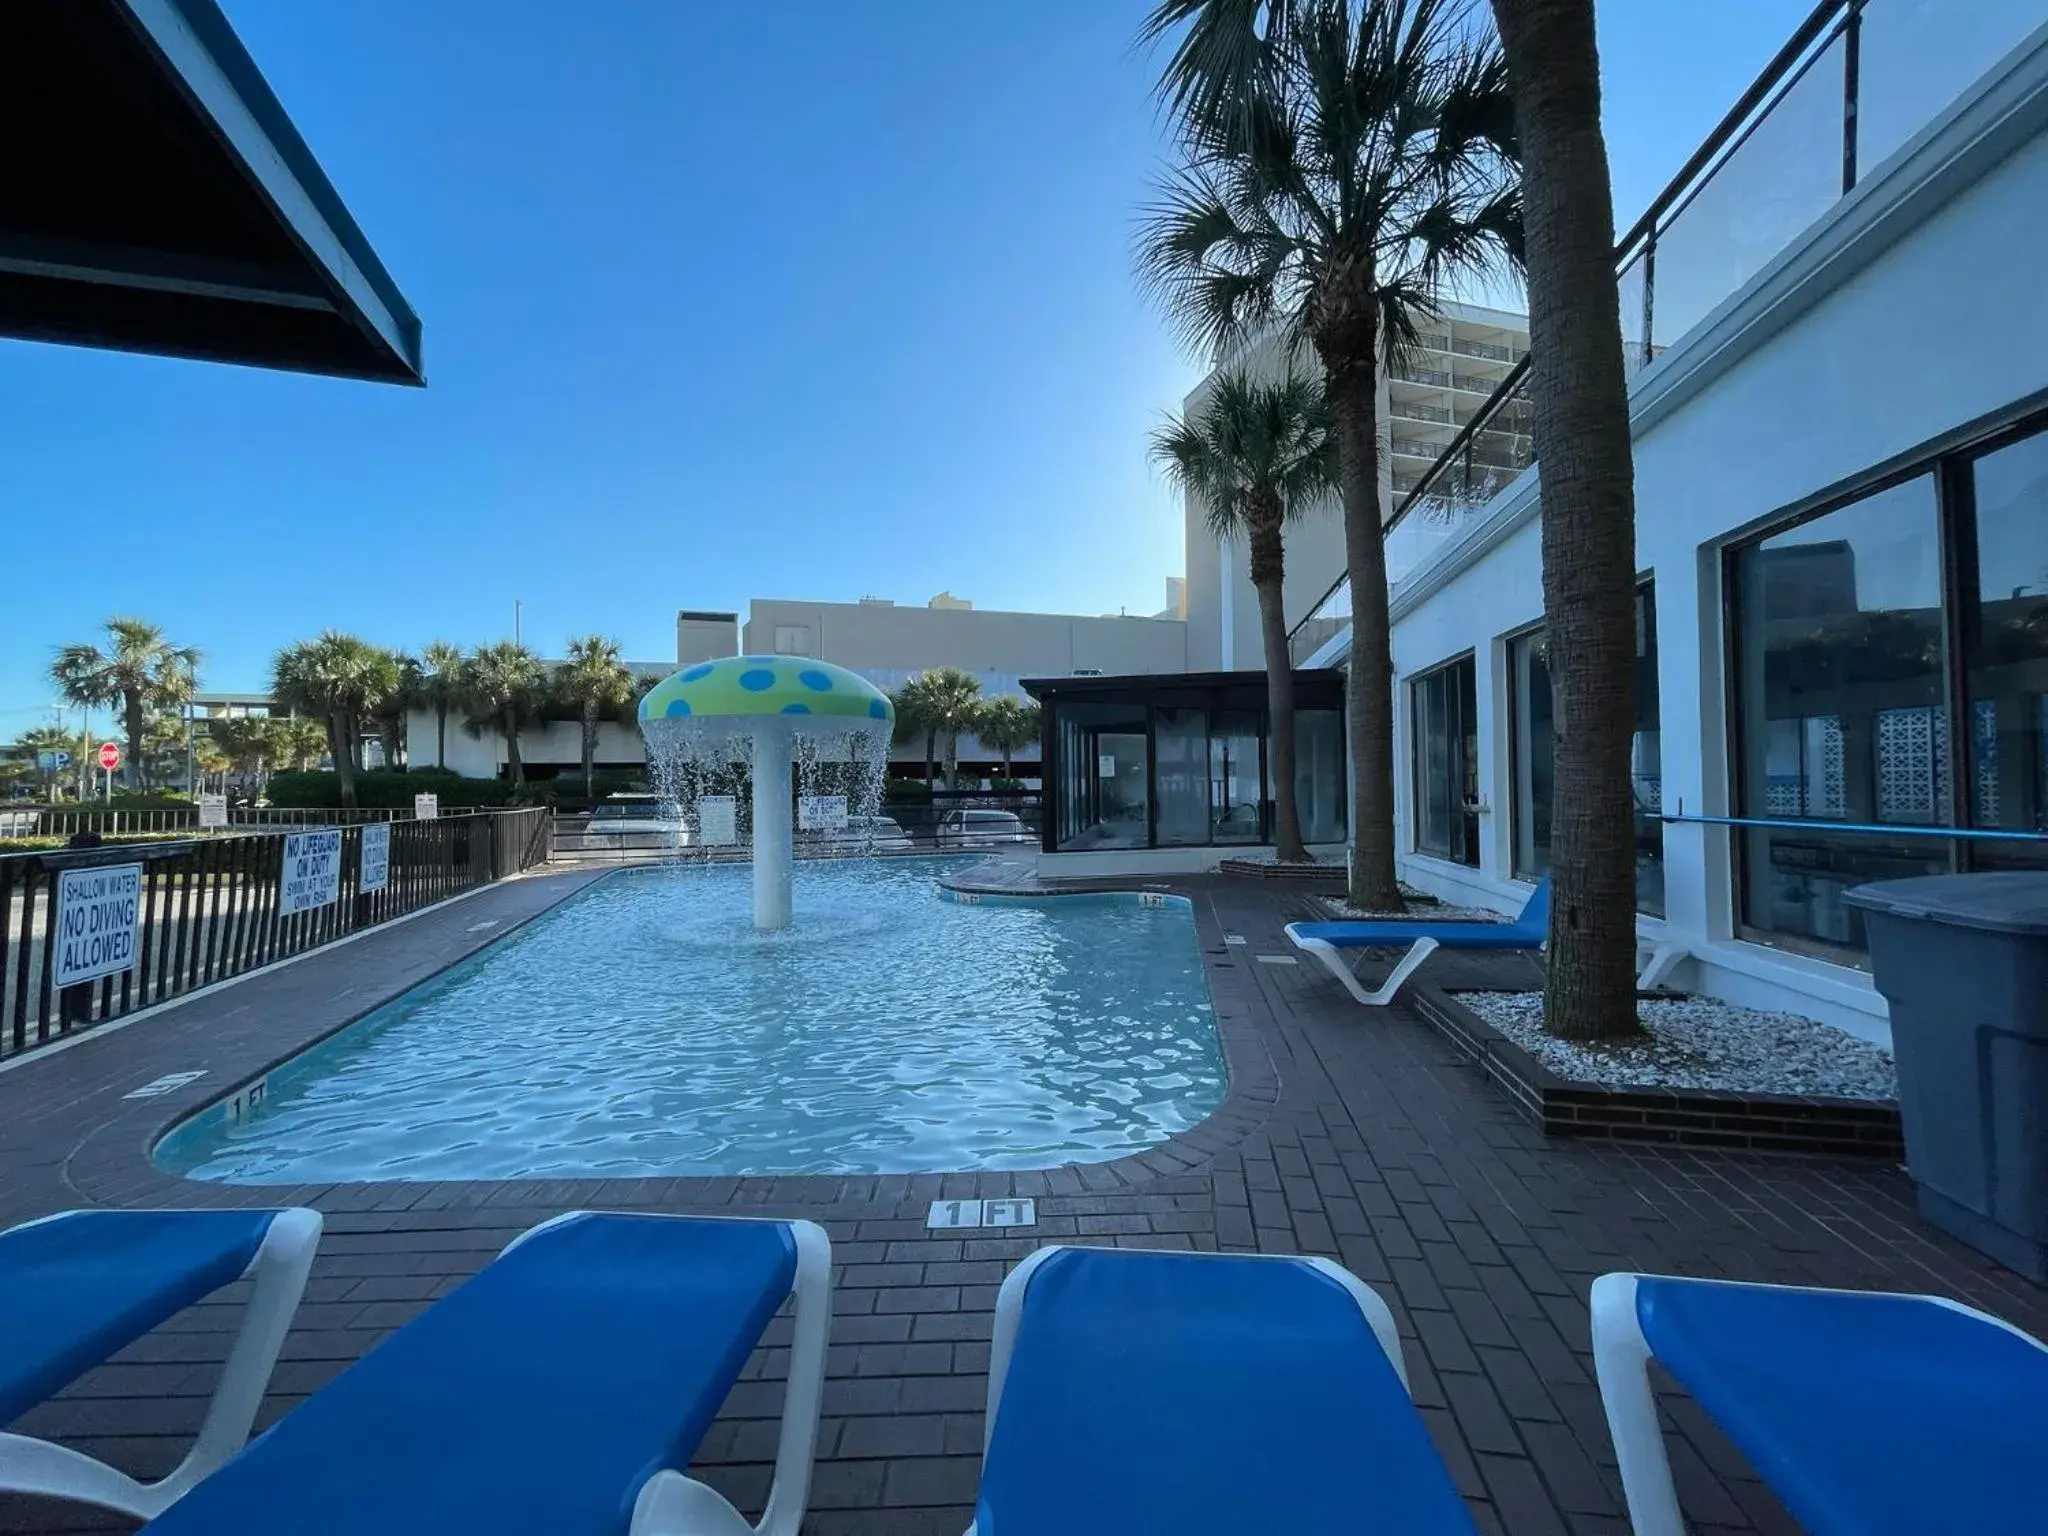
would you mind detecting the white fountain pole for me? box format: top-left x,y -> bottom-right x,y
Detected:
752,720 -> 794,929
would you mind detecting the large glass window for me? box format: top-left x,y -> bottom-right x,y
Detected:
1210,712 -> 1262,844
1508,586 -> 1665,914
1963,432 -> 2048,871
1732,477 -> 1952,955
1294,710 -> 1347,846
1154,708 -> 1209,847
1412,657 -> 1479,865
1055,704 -> 1150,851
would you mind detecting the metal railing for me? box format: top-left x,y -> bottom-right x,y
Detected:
1289,0 -> 2045,665
0,807 -> 551,1062
1661,811 -> 2048,843
6,805 -> 466,839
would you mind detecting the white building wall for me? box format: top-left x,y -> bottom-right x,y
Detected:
1384,31 -> 2048,1044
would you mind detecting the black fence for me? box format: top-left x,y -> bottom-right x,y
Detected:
0,808 -> 551,1062
2,805 -> 439,839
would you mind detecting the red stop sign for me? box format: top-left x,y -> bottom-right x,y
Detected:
97,741 -> 121,772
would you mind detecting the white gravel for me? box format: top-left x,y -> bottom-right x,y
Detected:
1459,992 -> 1896,1100
1319,886 -> 1501,921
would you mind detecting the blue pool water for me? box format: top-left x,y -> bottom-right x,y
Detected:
157,859 -> 1224,1182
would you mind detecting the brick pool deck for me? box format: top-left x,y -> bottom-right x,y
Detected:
2,864 -> 2043,1534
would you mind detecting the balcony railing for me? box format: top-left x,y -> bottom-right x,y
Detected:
1290,0 -> 2045,667
1448,338 -> 1516,363
1392,366 -> 1451,388
1392,401 -> 1454,425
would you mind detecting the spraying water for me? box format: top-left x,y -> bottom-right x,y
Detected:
637,657 -> 895,929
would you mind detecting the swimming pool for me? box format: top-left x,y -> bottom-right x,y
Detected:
156,859 -> 1224,1181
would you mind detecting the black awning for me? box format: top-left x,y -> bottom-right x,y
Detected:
0,0 -> 422,384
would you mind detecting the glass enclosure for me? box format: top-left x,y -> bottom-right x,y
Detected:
1033,673 -> 1347,854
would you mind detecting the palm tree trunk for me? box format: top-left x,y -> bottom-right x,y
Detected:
329,712 -> 358,808
504,707 -> 525,785
1492,0 -> 1641,1041
124,696 -> 145,792
436,704 -> 448,769
923,730 -> 936,786
1322,331 -> 1402,908
1248,504 -> 1307,864
582,703 -> 597,799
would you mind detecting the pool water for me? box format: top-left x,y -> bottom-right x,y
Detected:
157,859 -> 1225,1182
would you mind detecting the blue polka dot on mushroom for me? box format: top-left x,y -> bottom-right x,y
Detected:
781,702 -> 812,715
739,669 -> 776,692
679,663 -> 714,682
868,697 -> 890,720
664,699 -> 692,717
798,670 -> 833,692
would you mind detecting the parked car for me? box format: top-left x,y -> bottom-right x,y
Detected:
815,814 -> 914,853
935,808 -> 1034,847
587,795 -> 690,844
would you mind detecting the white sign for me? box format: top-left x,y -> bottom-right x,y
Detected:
698,796 -> 738,846
54,863 -> 143,989
279,829 -> 343,915
359,822 -> 391,893
924,1198 -> 1038,1231
198,793 -> 228,829
1098,755 -> 1116,777
413,792 -> 439,821
798,794 -> 848,832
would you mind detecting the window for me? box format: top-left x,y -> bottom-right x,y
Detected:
1154,708 -> 1209,846
1411,656 -> 1478,865
1508,584 -> 1664,914
1726,415 -> 2048,959
1054,704 -> 1150,851
1293,710 -> 1347,846
772,625 -> 812,656
1962,431 -> 2048,869
1210,712 -> 1263,844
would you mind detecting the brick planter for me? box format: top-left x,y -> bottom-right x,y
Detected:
1411,986 -> 1903,1158
1216,858 -> 1344,885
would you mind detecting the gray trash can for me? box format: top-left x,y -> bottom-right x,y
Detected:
1845,872 -> 2048,1281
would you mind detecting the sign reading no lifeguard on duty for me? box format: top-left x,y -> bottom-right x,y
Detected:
280,829 -> 343,915
54,863 -> 143,989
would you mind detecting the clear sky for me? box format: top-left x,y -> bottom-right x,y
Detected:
1,0 -> 1815,732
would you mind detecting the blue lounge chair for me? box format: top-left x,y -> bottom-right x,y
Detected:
1591,1272 -> 2048,1536
142,1211 -> 831,1536
0,1207 -> 322,1520
1285,877 -> 1553,1006
969,1245 -> 1478,1535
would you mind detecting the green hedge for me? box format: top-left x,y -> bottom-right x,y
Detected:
263,768 -> 516,809
883,779 -> 933,803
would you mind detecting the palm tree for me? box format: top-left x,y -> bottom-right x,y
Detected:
272,633 -> 401,807
13,724 -> 82,801
1154,372 -> 1336,863
462,642 -> 547,786
891,685 -> 938,785
974,696 -> 1042,781
193,736 -> 232,796
418,642 -> 467,769
273,714 -> 330,773
896,668 -> 983,787
210,716 -> 278,796
367,651 -> 422,771
1488,0 -> 1638,1040
49,618 -> 200,791
556,635 -> 638,799
1139,0 -> 1520,907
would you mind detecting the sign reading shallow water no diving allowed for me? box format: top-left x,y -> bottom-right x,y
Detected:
359,822 -> 391,894
280,829 -> 342,915
53,863 -> 143,988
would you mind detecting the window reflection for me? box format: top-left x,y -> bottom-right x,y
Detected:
1155,708 -> 1209,847
1412,657 -> 1479,866
1293,710 -> 1347,846
1964,432 -> 2048,871
1210,713 -> 1262,845
1733,477 -> 1949,955
1507,585 -> 1664,915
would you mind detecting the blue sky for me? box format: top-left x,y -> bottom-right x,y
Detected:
1,0 -> 1813,732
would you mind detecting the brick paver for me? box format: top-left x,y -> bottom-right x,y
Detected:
1,866 -> 2042,1534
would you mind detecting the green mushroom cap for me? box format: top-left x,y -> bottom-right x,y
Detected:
638,656 -> 895,726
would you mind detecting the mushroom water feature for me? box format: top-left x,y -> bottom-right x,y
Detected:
637,656 -> 896,930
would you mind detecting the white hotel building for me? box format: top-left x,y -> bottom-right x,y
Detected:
1179,5 -> 2048,1045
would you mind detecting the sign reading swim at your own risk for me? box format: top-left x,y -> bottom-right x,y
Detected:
698,796 -> 738,846
279,829 -> 343,915
54,863 -> 143,989
359,822 -> 390,894
413,792 -> 438,821
198,793 -> 228,829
